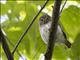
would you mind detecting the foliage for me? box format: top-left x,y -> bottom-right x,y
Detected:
0,0 -> 80,60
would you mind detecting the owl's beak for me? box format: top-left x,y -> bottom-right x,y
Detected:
39,21 -> 44,26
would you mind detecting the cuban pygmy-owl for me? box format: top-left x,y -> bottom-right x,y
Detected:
39,14 -> 71,48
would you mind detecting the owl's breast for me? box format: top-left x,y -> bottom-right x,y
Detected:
40,22 -> 51,44
39,22 -> 66,44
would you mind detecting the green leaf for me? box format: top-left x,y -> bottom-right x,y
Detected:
60,5 -> 80,42
53,44 -> 69,60
71,33 -> 80,60
0,3 -> 10,15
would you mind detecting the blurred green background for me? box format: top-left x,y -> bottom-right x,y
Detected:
0,0 -> 80,60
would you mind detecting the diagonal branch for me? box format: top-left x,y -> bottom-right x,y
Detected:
45,0 -> 62,60
5,36 -> 24,59
0,29 -> 14,60
59,0 -> 67,15
12,0 -> 49,55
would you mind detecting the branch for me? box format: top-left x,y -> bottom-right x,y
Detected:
45,0 -> 62,60
0,29 -> 14,60
59,0 -> 67,15
12,0 -> 49,55
5,36 -> 24,59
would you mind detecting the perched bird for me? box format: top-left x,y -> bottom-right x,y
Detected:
39,14 -> 71,48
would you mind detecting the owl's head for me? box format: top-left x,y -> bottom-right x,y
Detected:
39,14 -> 51,26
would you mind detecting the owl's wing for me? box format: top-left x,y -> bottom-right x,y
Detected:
40,24 -> 49,44
58,24 -> 71,48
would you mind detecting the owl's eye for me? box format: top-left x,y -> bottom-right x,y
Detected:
46,18 -> 49,22
40,18 -> 43,22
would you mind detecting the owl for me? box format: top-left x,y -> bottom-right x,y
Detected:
39,14 -> 71,48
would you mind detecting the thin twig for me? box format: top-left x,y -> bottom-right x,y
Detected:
59,0 -> 67,15
12,0 -> 49,55
5,36 -> 24,59
0,29 -> 14,60
45,0 -> 62,60
32,44 -> 45,60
